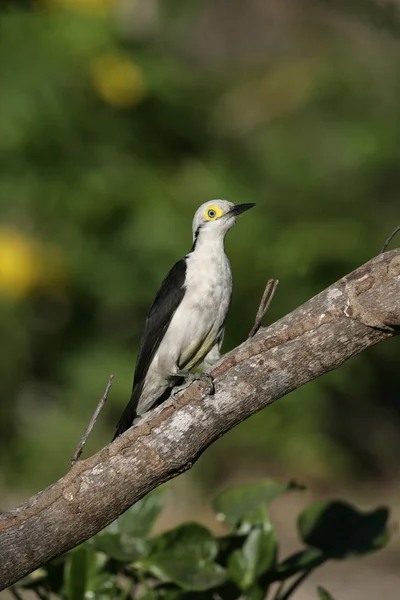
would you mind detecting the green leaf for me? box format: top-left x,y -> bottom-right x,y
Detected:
142,523 -> 227,591
44,558 -> 66,594
93,532 -> 148,563
137,586 -> 183,600
64,546 -> 90,600
64,544 -> 118,599
92,488 -> 164,563
117,487 -> 166,538
218,532 -> 248,564
275,548 -> 325,579
298,500 -> 390,558
228,526 -> 277,590
212,480 -> 294,526
317,586 -> 336,600
148,523 -> 217,559
86,551 -> 118,598
243,584 -> 266,600
235,505 -> 273,535
149,560 -> 226,592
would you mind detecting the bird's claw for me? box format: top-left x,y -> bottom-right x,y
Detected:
198,372 -> 215,395
170,370 -> 215,399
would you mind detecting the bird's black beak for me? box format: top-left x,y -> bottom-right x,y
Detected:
228,203 -> 256,217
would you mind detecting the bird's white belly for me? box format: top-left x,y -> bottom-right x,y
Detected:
137,248 -> 231,414
151,252 -> 231,375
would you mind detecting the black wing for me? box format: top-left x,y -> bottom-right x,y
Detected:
113,259 -> 187,439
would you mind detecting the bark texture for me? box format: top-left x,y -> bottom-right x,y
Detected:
0,250 -> 399,590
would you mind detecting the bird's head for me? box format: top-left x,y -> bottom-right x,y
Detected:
192,200 -> 255,242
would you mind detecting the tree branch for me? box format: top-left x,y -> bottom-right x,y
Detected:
1,250 -> 399,590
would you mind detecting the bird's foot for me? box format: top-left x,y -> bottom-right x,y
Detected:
170,370 -> 215,399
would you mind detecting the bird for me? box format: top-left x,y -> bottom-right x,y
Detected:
113,200 -> 255,439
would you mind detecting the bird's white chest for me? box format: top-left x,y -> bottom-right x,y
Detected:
184,247 -> 232,316
152,239 -> 232,377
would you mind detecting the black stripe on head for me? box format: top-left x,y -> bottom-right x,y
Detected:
191,225 -> 201,251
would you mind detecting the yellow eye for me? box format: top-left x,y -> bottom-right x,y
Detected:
204,205 -> 223,221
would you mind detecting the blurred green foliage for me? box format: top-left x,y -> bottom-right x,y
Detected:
12,481 -> 390,599
0,0 -> 399,498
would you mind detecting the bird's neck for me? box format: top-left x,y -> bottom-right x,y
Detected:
191,228 -> 226,255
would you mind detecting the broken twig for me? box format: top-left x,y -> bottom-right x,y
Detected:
70,373 -> 114,466
248,278 -> 279,338
380,225 -> 400,254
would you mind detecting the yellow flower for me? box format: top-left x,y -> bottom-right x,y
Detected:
0,229 -> 65,300
90,54 -> 147,109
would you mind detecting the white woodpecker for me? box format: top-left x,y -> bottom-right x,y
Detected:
113,200 -> 255,439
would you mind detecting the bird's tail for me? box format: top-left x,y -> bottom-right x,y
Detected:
112,384 -> 173,441
112,388 -> 140,441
